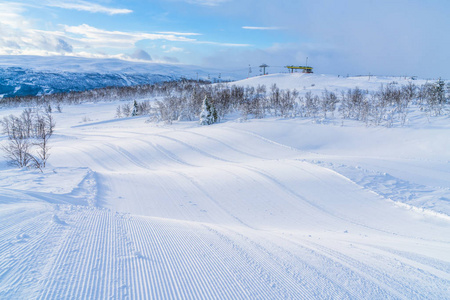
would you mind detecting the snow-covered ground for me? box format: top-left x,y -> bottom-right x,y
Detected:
0,74 -> 449,299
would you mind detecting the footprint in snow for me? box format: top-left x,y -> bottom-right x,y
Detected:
52,215 -> 68,225
16,233 -> 30,241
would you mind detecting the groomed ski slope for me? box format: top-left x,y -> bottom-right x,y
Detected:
1,76 -> 450,299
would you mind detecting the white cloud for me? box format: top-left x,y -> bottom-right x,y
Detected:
0,3 -> 74,55
64,24 -> 250,49
0,3 -> 33,28
45,0 -> 132,15
0,2 -> 250,63
157,31 -> 202,36
64,24 -> 197,49
163,46 -> 184,53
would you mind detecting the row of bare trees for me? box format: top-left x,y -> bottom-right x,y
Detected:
1,108 -> 55,171
0,79 -> 207,107
113,79 -> 448,127
1,78 -> 448,128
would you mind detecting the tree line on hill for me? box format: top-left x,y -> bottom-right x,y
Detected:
1,78 -> 449,128
112,79 -> 448,127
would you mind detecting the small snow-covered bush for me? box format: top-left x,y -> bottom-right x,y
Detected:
1,109 -> 55,171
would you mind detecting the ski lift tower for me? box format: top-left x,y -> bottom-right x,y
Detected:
285,65 -> 313,73
259,64 -> 269,75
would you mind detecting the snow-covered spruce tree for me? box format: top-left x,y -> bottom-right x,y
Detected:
435,78 -> 446,104
131,100 -> 139,116
211,101 -> 218,123
199,96 -> 217,125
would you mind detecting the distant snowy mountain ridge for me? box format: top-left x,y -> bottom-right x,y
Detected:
0,67 -> 180,98
0,55 -> 236,98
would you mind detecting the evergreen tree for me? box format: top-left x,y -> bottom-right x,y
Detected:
211,101 -> 218,123
131,100 -> 139,116
199,96 -> 217,125
435,78 -> 446,104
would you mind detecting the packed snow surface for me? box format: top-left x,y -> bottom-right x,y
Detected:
0,73 -> 449,299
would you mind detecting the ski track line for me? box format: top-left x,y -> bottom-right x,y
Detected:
205,225 -> 315,299
220,125 -> 309,155
129,217 -> 195,299
0,209 -> 66,299
172,129 -> 268,160
255,235 -> 358,299
297,239 -> 408,299
0,205 -> 45,236
240,161 -> 419,238
72,145 -> 116,172
287,160 -> 450,241
201,225 -> 273,299
188,223 -> 251,299
37,209 -> 84,300
0,206 -> 29,230
220,225 -> 386,299
313,160 -> 450,222
202,224 -> 333,299
347,242 -> 450,297
140,138 -> 197,168
276,235 -> 392,299
235,163 -> 351,225
140,131 -> 361,228
231,227 -> 396,299
0,205 -> 51,267
174,170 -> 255,229
37,208 -> 104,299
125,216 -> 252,299
306,238 -> 449,299
234,231 -> 343,298
37,208 -> 80,299
364,244 -> 450,275
103,142 -> 154,171
152,134 -> 235,164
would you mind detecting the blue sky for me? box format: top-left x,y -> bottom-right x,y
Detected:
0,0 -> 449,78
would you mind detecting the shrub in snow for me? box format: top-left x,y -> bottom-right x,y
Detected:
117,100 -> 151,118
1,109 -> 55,171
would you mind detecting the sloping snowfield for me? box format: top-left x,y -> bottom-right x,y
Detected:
1,74 -> 450,299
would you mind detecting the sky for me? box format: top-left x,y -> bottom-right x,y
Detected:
0,0 -> 449,78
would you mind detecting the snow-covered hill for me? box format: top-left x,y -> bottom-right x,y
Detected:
0,74 -> 449,299
229,72 -> 432,96
0,55 -> 238,98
